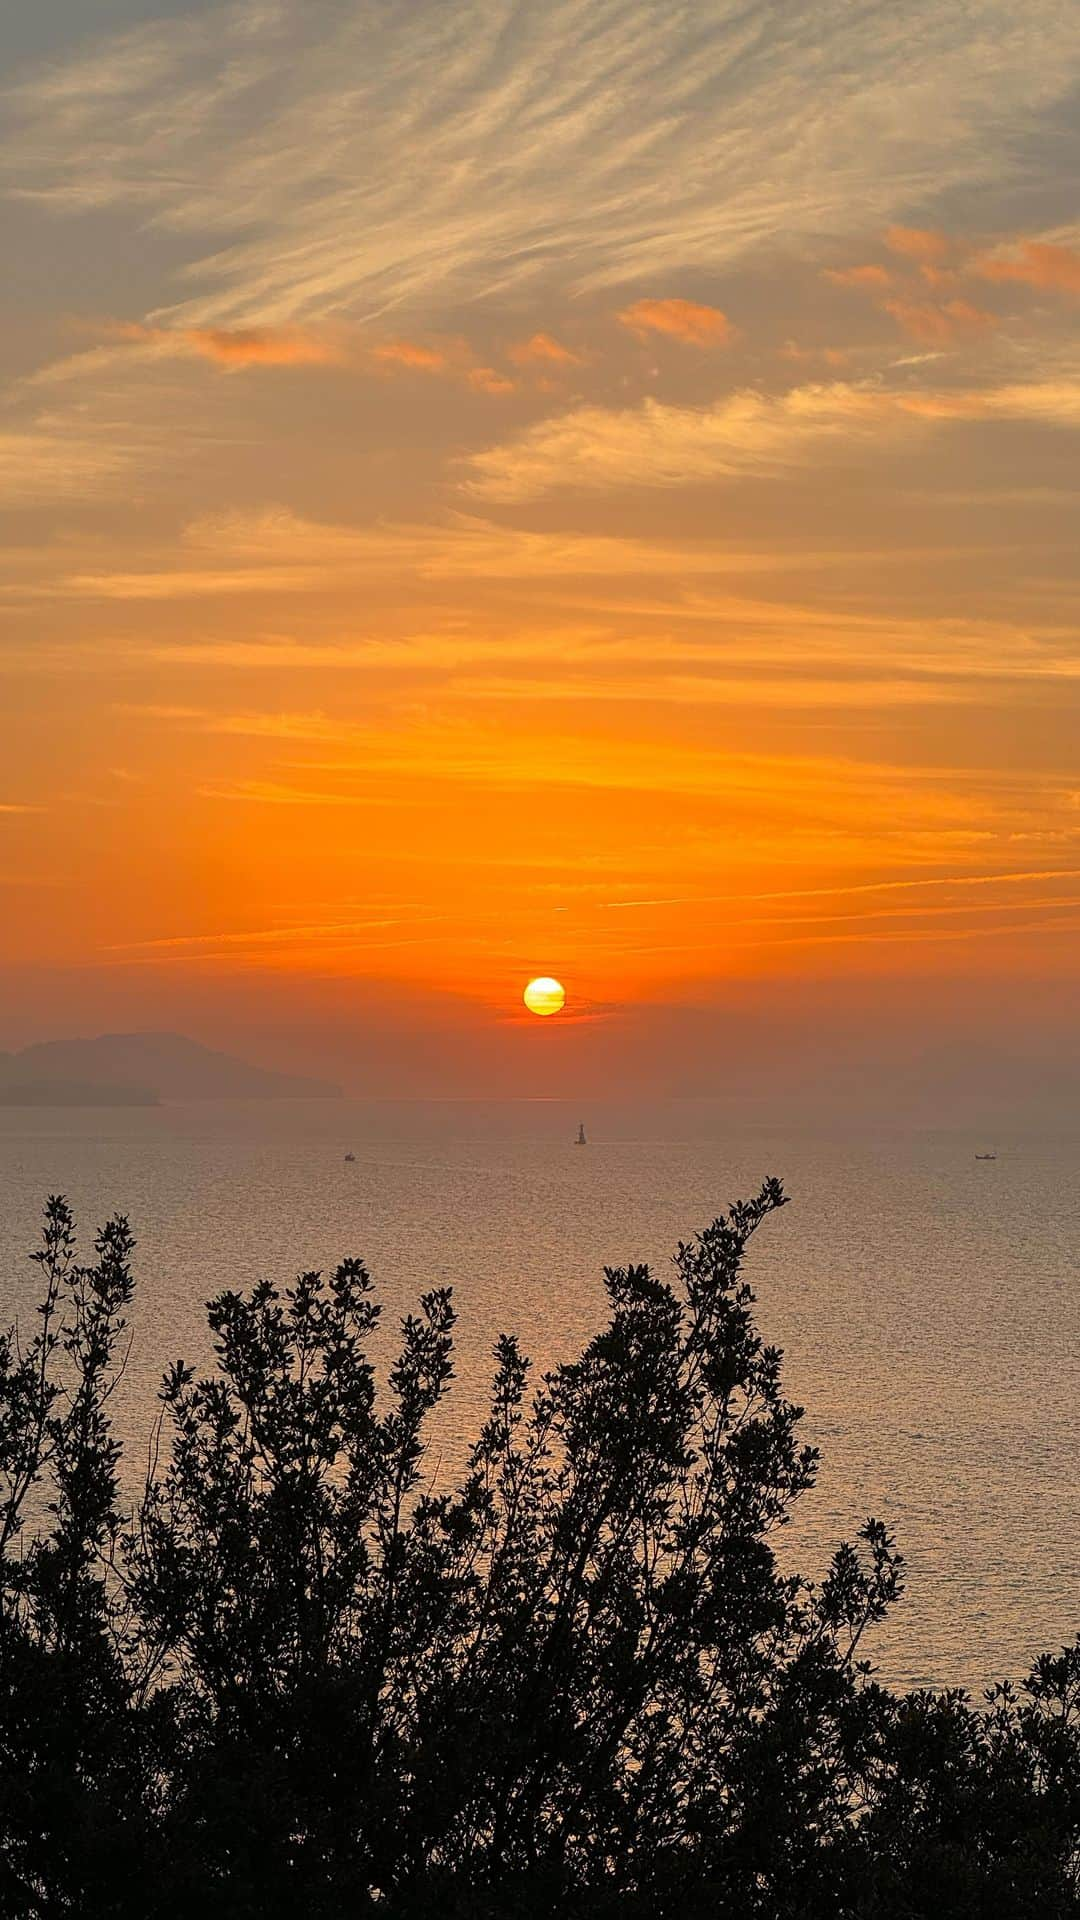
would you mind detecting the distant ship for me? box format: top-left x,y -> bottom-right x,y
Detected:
575,1123 -> 587,1146
344,1151 -> 356,1163
975,1152 -> 996,1161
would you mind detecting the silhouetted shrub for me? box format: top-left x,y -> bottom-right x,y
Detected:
1,1184 -> 1077,1916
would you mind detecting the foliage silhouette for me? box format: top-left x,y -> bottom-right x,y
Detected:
1,1183 -> 1077,1917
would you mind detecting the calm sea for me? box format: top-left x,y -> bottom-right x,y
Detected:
1,1098 -> 1076,1696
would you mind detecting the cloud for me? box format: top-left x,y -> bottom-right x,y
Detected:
507,332 -> 583,367
370,339 -> 449,372
173,726 -> 1053,873
972,240 -> 1080,296
77,320 -> 522,395
466,366 -> 516,395
464,374 -> 1080,500
895,379 -> 1080,424
885,226 -> 951,263
29,538 -> 1080,705
617,298 -> 731,346
119,703 -> 347,741
826,264 -> 895,291
462,383 -> 893,500
0,419 -> 139,504
366,334 -> 517,390
827,244 -> 1000,343
830,228 -> 1080,335
60,505 -> 898,603
108,320 -> 346,368
882,296 -> 998,344
5,0 -> 1076,328
780,342 -> 850,367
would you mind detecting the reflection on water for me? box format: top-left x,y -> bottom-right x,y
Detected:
1,1097 -> 1077,1694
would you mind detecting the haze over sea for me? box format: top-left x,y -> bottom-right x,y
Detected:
1,1097 -> 1076,1698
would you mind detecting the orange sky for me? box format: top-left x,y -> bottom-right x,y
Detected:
1,1 -> 1079,1111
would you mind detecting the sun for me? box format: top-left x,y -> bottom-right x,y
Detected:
523,976 -> 566,1018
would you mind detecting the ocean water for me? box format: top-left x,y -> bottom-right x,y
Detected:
0,1098 -> 1076,1696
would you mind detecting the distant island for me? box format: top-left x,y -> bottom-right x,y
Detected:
0,1032 -> 340,1106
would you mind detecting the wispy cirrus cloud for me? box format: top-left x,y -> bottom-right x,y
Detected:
5,0 -> 1078,330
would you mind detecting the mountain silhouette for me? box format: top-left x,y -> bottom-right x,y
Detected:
0,1031 -> 340,1105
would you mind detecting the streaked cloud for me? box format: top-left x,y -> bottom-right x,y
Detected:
60,506 -> 919,602
16,580 -> 1080,712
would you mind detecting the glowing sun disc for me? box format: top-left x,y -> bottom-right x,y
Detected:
523,976 -> 566,1017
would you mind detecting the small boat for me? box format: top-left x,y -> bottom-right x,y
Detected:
344,1151 -> 356,1163
974,1152 -> 996,1161
575,1123 -> 587,1146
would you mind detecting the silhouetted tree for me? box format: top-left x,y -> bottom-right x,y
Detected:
0,1199 -> 158,1915
1,1183 -> 1077,1917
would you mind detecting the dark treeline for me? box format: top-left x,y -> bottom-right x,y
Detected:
0,1182 -> 1077,1918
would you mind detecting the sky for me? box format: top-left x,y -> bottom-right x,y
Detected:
1,0 -> 1079,1116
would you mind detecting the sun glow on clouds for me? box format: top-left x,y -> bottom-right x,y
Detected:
1,0 -> 1079,1077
